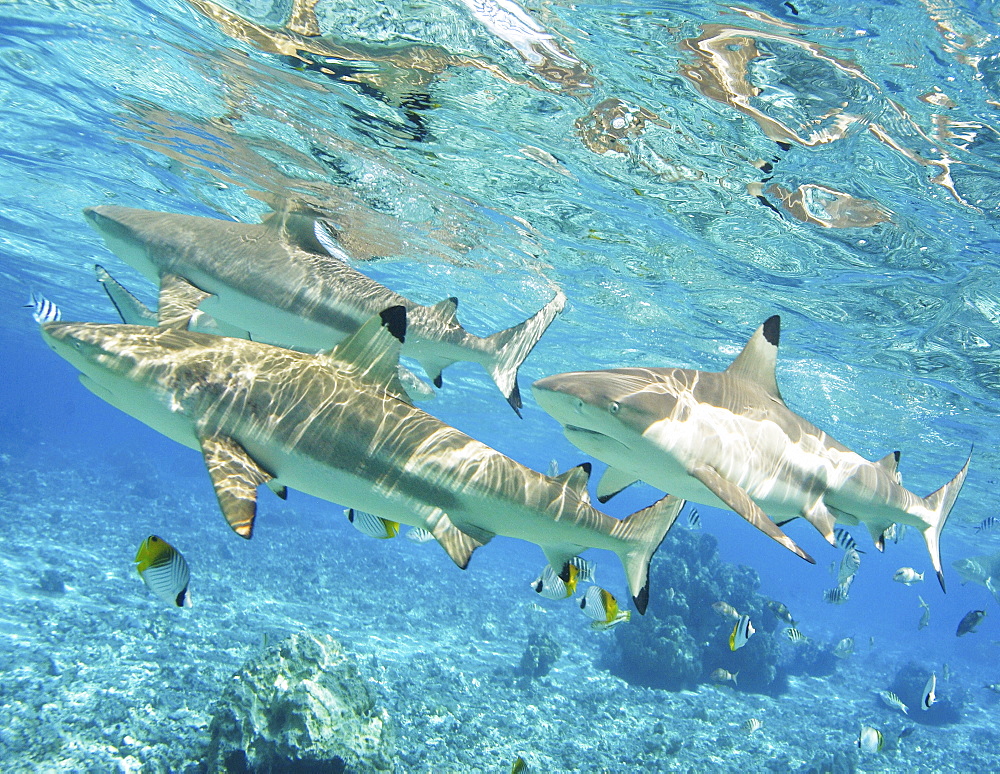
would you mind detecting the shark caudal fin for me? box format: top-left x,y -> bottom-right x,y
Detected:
610,495 -> 686,615
483,289 -> 567,416
921,451 -> 972,592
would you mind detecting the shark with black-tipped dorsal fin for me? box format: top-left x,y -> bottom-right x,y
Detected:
40,307 -> 683,612
83,205 -> 566,415
532,316 -> 970,590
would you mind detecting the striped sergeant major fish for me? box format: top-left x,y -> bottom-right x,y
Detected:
84,205 -> 566,415
41,308 -> 684,612
834,527 -> 864,553
976,516 -> 998,533
134,535 -> 191,607
25,293 -> 61,324
532,316 -> 970,590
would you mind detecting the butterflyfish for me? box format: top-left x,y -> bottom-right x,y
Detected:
134,535 -> 191,608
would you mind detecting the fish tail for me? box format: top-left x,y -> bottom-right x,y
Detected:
920,451 -> 972,592
732,671 -> 739,687
483,289 -> 566,415
610,494 -> 686,614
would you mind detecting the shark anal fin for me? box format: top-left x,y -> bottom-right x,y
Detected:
597,466 -> 640,503
325,307 -> 412,404
429,512 -> 491,569
267,480 -> 288,500
690,464 -> 814,564
158,273 -> 210,330
200,434 -> 274,539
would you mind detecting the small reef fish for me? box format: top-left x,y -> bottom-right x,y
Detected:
767,599 -> 795,625
686,507 -> 701,529
134,535 -> 191,608
712,601 -> 741,620
25,293 -> 61,324
742,718 -> 762,734
531,563 -> 579,600
833,637 -> 855,659
405,527 -> 435,544
918,596 -> 931,630
547,459 -> 560,477
729,615 -> 755,651
976,516 -> 998,533
834,527 -> 864,553
857,726 -> 884,754
579,585 -> 631,630
881,523 -> 905,544
823,582 -> 851,605
921,673 -> 937,710
878,690 -> 909,715
785,627 -> 807,644
957,609 -> 987,637
568,556 -> 597,584
943,663 -> 951,680
894,567 -> 924,585
511,756 -> 529,774
710,668 -> 738,686
345,509 -> 399,539
985,683 -> 1000,694
528,602 -> 548,614
838,548 -> 861,585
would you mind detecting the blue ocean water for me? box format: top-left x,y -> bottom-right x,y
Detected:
3,0 -> 1000,769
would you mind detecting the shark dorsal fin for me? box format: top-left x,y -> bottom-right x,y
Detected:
158,274 -> 209,330
430,297 -> 460,324
876,451 -> 902,484
324,307 -> 411,404
553,462 -> 592,503
200,434 -> 274,539
725,316 -> 783,402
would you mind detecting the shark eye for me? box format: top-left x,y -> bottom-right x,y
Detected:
574,398 -> 584,411
609,401 -> 620,414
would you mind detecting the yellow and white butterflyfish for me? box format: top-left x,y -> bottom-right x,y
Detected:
530,562 -> 579,600
579,585 -> 631,630
345,508 -> 400,539
134,535 -> 191,608
405,526 -> 434,544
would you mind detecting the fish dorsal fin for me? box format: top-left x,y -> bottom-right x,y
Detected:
725,316 -> 783,402
200,434 -> 275,539
96,265 -> 156,325
158,273 -> 209,330
553,462 -> 592,502
426,510 -> 492,569
324,307 -> 412,404
876,450 -> 902,484
597,466 -> 640,504
430,297 -> 460,324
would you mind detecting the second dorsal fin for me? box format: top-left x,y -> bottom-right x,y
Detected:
726,316 -> 783,402
553,462 -> 592,503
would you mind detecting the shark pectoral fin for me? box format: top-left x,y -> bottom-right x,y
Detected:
95,265 -> 156,325
553,463 -> 592,504
597,466 -> 640,504
725,315 -> 784,403
158,273 -> 210,330
690,465 -> 814,564
875,450 -> 903,485
325,307 -> 412,404
200,434 -> 274,539
427,512 -> 491,569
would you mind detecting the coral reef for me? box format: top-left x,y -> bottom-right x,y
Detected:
515,631 -> 561,679
783,638 -> 838,678
601,528 -> 786,694
887,662 -> 962,726
205,632 -> 394,772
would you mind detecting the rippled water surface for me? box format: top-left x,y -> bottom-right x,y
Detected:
3,0 -> 1000,770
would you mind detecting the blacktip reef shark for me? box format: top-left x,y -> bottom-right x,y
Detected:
532,316 -> 970,590
953,551 -> 1000,605
40,308 -> 683,612
83,205 -> 566,415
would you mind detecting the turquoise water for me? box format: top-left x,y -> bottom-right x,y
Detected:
3,0 -> 1000,770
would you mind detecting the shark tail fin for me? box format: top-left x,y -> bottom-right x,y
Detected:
482,289 -> 567,416
920,451 -> 972,592
610,495 -> 686,615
